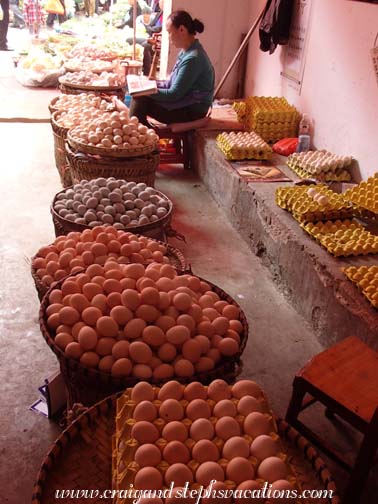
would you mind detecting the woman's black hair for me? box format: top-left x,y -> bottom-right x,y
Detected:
168,10 -> 204,35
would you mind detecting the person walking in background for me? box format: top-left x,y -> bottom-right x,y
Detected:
84,0 -> 95,17
23,0 -> 44,37
45,0 -> 65,28
10,0 -> 25,28
0,0 -> 12,50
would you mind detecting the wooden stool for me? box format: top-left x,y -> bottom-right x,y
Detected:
285,336 -> 378,504
153,126 -> 191,170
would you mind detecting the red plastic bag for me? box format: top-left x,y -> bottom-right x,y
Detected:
273,138 -> 298,156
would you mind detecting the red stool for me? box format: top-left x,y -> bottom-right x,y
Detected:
285,336 -> 378,504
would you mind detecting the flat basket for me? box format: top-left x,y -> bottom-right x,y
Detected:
39,274 -> 249,407
48,96 -> 60,114
65,142 -> 159,187
59,82 -> 125,100
50,111 -> 72,188
31,401 -> 340,504
31,234 -> 187,302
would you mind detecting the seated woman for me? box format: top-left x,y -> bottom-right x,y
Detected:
129,9 -> 214,127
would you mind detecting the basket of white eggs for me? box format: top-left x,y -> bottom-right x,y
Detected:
67,109 -> 159,159
51,178 -> 173,240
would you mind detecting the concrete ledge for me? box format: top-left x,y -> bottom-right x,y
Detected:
193,131 -> 378,349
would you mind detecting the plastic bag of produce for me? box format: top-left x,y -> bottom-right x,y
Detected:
15,52 -> 64,87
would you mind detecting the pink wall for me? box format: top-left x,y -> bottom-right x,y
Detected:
245,0 -> 378,180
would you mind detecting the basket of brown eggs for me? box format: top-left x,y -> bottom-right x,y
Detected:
39,261 -> 249,407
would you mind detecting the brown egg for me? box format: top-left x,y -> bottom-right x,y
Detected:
131,420 -> 160,444
142,325 -> 165,346
80,351 -> 100,368
156,277 -> 175,292
82,306 -> 103,326
244,412 -> 271,437
222,305 -> 240,320
78,326 -> 98,350
96,316 -> 119,338
257,456 -> 288,483
176,314 -> 196,333
195,357 -> 215,373
98,355 -> 114,372
72,321 -> 86,340
156,315 -> 176,332
112,340 -> 129,359
153,363 -> 174,380
132,364 -> 153,379
59,306 -> 80,326
212,317 -> 229,335
159,399 -> 184,421
124,318 -> 146,339
110,306 -> 133,325
166,325 -> 190,345
187,304 -> 202,322
69,293 -> 90,312
165,487 -> 196,504
229,319 -> 243,334
134,466 -> 163,490
268,480 -> 296,503
190,418 -> 214,441
82,282 -> 103,301
158,292 -> 171,311
140,287 -> 160,306
49,289 -> 63,304
134,444 -> 162,468
65,341 -> 83,359
173,293 -> 192,312
215,416 -> 241,440
218,338 -> 239,357
184,382 -> 207,401
131,381 -> 155,403
95,337 -> 115,356
208,380 -> 231,401
206,348 -> 221,364
222,436 -> 250,459
162,421 -> 188,442
136,304 -> 161,323
250,435 -> 278,460
186,399 -> 211,420
182,339 -> 202,363
232,380 -> 262,399
199,295 -> 214,308
237,395 -> 263,415
235,481 -> 264,504
55,332 -> 74,350
194,336 -> 211,354
124,263 -> 145,279
164,306 -> 179,320
163,440 -> 190,464
202,481 -> 231,504
196,461 -> 224,486
226,457 -> 254,484
158,380 -> 184,401
192,440 -> 219,463
174,358 -> 195,378
165,463 -> 193,487
121,289 -> 140,310
47,313 -> 60,330
158,343 -> 177,362
129,341 -> 153,363
202,308 -> 219,322
111,357 -> 132,377
213,399 -> 237,418
133,400 -> 158,422
196,321 -> 215,338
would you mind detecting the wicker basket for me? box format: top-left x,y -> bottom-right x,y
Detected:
39,274 -> 249,407
31,400 -> 340,504
65,142 -> 159,187
50,112 -> 72,188
50,186 -> 171,239
59,82 -> 125,100
31,236 -> 188,302
48,96 -> 60,114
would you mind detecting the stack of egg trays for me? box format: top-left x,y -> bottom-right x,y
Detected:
343,265 -> 378,309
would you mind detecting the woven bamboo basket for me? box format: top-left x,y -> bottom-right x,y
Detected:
59,82 -> 125,100
31,235 -> 188,301
50,112 -> 72,188
31,399 -> 340,504
65,142 -> 159,187
39,274 -> 249,407
48,96 -> 60,114
50,186 -> 171,239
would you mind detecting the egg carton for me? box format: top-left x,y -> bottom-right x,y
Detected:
343,174 -> 378,214
276,185 -> 356,223
343,265 -> 378,309
216,131 -> 272,161
287,162 -> 352,183
287,150 -> 353,175
232,101 -> 246,121
302,219 -> 378,257
112,380 -> 300,504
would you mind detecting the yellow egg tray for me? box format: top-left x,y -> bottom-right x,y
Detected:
232,101 -> 246,121
216,131 -> 272,161
112,382 -> 300,504
343,265 -> 378,309
287,163 -> 352,183
276,184 -> 356,223
302,219 -> 378,257
287,150 -> 353,176
343,174 -> 378,215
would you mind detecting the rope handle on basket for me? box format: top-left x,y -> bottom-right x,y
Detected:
66,402 -> 88,424
165,226 -> 186,243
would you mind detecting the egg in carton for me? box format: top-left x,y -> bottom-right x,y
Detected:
112,380 -> 300,504
216,131 -> 272,161
302,219 -> 378,257
343,265 -> 378,308
287,150 -> 353,175
343,174 -> 378,215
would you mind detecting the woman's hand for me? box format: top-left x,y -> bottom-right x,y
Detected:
112,96 -> 128,111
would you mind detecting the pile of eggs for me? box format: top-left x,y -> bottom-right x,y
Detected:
114,380 -> 295,502
33,226 -> 173,288
65,58 -> 115,73
53,179 -> 169,228
69,111 -> 159,150
51,93 -> 111,113
306,187 -> 329,206
216,131 -> 272,161
55,98 -> 114,129
344,265 -> 378,308
68,44 -> 118,61
61,70 -> 123,87
43,263 -> 244,379
287,150 -> 353,175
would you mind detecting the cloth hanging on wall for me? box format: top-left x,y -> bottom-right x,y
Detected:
259,0 -> 294,54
